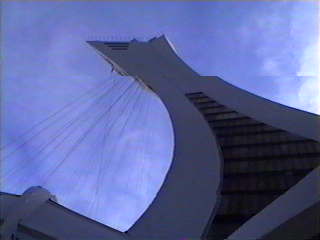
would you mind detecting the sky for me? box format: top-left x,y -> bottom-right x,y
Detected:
1,0 -> 319,232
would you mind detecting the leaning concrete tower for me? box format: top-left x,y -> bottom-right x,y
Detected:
1,36 -> 319,240
87,36 -> 320,240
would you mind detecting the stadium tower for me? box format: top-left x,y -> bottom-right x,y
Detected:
1,36 -> 319,240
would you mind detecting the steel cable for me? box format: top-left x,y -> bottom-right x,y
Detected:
3,78 -> 125,181
80,82 -> 141,217
0,79 -> 114,159
90,83 -> 143,218
41,80 -> 136,186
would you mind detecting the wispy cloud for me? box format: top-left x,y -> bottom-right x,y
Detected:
236,1 -> 319,113
288,2 -> 319,113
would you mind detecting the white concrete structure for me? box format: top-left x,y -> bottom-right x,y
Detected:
1,36 -> 319,240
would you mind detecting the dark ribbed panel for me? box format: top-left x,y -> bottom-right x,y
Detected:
103,42 -> 129,50
186,92 -> 320,240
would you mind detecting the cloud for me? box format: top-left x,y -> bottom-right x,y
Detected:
297,43 -> 319,77
297,77 -> 320,113
297,43 -> 320,113
261,58 -> 283,76
288,3 -> 319,114
236,1 -> 319,113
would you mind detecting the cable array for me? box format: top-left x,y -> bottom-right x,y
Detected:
0,73 -> 173,231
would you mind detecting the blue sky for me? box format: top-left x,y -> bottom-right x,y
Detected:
1,0 -> 319,231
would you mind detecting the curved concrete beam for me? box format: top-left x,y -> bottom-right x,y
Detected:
88,35 -> 320,239
88,36 -> 223,238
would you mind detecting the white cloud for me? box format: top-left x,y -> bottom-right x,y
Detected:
236,2 -> 297,77
239,1 -> 319,113
297,43 -> 319,77
261,58 -> 282,76
296,43 -> 320,113
298,77 -> 320,113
